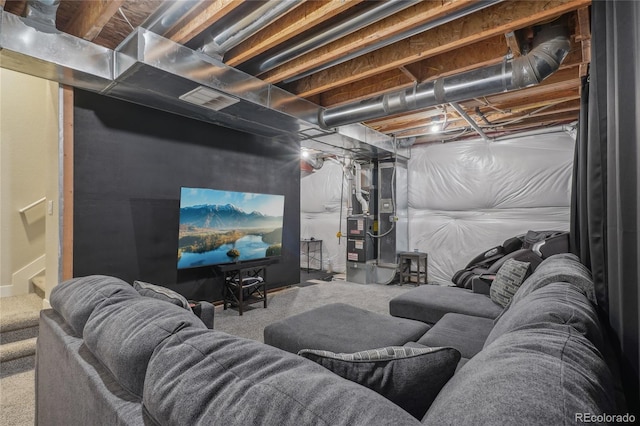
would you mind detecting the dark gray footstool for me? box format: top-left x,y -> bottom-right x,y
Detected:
263,302 -> 430,354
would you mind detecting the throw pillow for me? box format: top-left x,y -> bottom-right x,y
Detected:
489,259 -> 530,308
133,280 -> 191,311
298,345 -> 460,419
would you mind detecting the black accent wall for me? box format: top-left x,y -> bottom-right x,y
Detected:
73,89 -> 301,301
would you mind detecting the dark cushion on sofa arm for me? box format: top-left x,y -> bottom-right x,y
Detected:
471,275 -> 494,294
189,301 -> 214,329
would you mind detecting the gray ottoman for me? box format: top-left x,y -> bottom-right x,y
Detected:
263,302 -> 430,354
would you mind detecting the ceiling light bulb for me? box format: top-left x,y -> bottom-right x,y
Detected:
430,124 -> 440,133
301,150 -> 310,158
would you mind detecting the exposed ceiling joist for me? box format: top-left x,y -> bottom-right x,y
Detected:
165,1 -> 248,45
287,0 -> 590,98
62,0 -> 125,40
259,0 -> 485,84
225,0 -> 366,67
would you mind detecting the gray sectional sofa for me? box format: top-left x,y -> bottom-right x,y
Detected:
36,253 -> 621,425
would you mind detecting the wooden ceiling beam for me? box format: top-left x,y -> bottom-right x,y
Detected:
483,99 -> 581,123
574,6 -> 591,77
369,113 -> 451,135
505,31 -> 522,57
3,0 -> 27,16
410,109 -> 579,142
260,0 -> 483,83
479,91 -> 580,115
164,0 -> 245,45
284,0 -> 590,97
62,0 -> 125,40
491,110 -> 579,129
225,0 -> 365,67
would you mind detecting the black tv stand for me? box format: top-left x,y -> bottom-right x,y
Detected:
217,258 -> 277,315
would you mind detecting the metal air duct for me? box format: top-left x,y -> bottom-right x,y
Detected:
0,5 -> 408,160
318,22 -> 571,129
22,0 -> 59,32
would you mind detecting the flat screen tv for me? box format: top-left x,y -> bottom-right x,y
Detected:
177,187 -> 285,269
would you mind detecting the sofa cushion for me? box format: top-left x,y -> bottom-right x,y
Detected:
389,286 -> 503,325
133,280 -> 192,311
489,259 -> 530,307
417,313 -> 494,359
423,326 -> 616,425
511,253 -> 595,307
144,328 -> 422,425
264,303 -> 430,354
50,275 -> 139,336
83,297 -> 207,397
299,345 -> 460,419
485,282 -> 604,351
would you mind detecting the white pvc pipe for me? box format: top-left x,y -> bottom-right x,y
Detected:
354,162 -> 369,214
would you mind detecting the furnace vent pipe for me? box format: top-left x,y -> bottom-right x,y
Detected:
23,0 -> 60,32
318,23 -> 571,129
353,162 -> 369,215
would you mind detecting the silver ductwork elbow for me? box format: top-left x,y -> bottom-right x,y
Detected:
319,22 -> 571,129
23,0 -> 60,32
511,24 -> 571,88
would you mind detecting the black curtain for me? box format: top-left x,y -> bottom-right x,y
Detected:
571,0 -> 640,412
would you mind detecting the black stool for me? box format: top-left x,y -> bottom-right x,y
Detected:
397,251 -> 428,285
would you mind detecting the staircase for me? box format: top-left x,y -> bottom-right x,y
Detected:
0,293 -> 43,376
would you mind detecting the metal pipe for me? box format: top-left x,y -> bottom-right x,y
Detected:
319,22 -> 570,129
201,0 -> 301,58
139,0 -> 202,36
284,0 -> 503,84
449,102 -> 490,141
246,0 -> 419,75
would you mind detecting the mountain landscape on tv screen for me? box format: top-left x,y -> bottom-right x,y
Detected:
179,204 -> 282,229
177,202 -> 284,268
